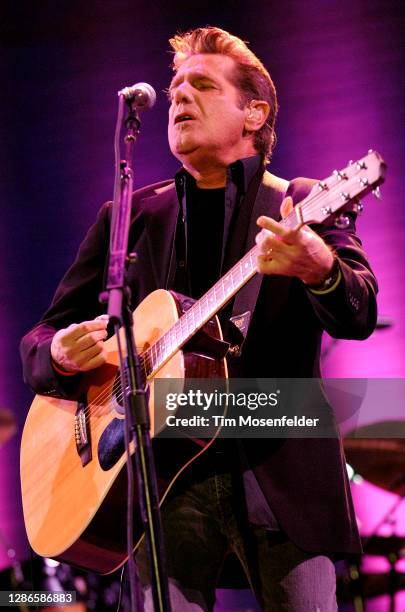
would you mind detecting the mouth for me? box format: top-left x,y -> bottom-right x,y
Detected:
174,113 -> 195,125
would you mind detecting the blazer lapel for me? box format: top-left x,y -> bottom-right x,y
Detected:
230,171 -> 289,341
141,182 -> 179,288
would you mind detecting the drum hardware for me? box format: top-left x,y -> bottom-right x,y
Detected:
344,427 -> 405,494
342,435 -> 405,612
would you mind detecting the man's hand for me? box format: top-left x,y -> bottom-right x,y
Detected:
255,196 -> 335,286
50,315 -> 109,373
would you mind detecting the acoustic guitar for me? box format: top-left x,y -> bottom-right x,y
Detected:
20,151 -> 386,573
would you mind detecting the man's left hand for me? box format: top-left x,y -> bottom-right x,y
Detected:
255,196 -> 335,286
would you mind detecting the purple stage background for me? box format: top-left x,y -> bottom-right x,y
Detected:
1,0 -> 404,601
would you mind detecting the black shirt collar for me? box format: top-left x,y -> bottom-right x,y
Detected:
174,154 -> 264,198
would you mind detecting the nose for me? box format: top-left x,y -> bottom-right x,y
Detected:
172,81 -> 193,105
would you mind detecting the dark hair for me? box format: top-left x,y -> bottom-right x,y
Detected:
169,26 -> 278,162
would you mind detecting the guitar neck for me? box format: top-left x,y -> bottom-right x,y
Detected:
143,208 -> 300,378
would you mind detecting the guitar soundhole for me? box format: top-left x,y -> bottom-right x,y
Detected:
111,369 -> 149,416
98,372 -> 150,471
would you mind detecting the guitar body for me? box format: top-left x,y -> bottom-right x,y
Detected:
20,289 -> 227,574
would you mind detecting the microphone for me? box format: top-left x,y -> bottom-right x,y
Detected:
118,82 -> 156,109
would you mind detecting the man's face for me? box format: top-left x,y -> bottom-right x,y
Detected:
168,54 -> 254,168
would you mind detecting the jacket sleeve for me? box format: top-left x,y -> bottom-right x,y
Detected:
20,201 -> 112,398
287,177 -> 378,340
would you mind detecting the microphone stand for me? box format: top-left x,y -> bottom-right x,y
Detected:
102,93 -> 171,612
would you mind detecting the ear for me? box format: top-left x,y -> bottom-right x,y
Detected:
244,100 -> 270,133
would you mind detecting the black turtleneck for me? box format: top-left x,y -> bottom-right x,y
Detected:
186,181 -> 225,299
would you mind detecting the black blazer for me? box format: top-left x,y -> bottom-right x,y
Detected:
20,172 -> 377,555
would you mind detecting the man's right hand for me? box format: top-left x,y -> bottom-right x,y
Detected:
50,316 -> 109,374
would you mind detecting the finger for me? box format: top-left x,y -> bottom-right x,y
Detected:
257,252 -> 292,276
59,328 -> 107,356
79,350 -> 108,372
255,231 -> 283,259
256,254 -> 274,273
280,196 -> 293,219
75,341 -> 106,367
257,247 -> 273,262
75,329 -> 108,351
68,319 -> 109,341
257,254 -> 285,274
258,215 -> 307,246
257,216 -> 296,243
255,228 -> 275,250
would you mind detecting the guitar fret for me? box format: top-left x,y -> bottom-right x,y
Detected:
153,344 -> 160,369
164,334 -> 171,360
249,249 -> 256,270
174,320 -> 181,344
238,260 -> 244,283
145,348 -> 151,374
219,279 -> 225,300
194,302 -> 201,329
157,341 -> 164,362
149,345 -> 156,370
184,311 -> 192,335
181,316 -> 188,340
192,307 -> 200,330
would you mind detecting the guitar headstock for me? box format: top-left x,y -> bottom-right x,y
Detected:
300,150 -> 386,226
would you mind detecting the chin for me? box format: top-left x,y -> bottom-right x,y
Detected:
170,141 -> 200,159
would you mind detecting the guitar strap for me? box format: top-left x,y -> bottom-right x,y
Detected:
228,171 -> 289,354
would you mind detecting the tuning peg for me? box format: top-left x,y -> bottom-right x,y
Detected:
372,186 -> 382,200
321,206 -> 332,216
352,201 -> 363,214
348,160 -> 354,166
333,170 -> 348,180
335,215 -> 350,229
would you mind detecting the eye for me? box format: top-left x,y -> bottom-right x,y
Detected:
194,79 -> 215,90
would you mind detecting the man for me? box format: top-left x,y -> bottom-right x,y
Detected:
21,27 -> 377,611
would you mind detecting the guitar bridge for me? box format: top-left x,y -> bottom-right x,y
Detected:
74,399 -> 92,467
